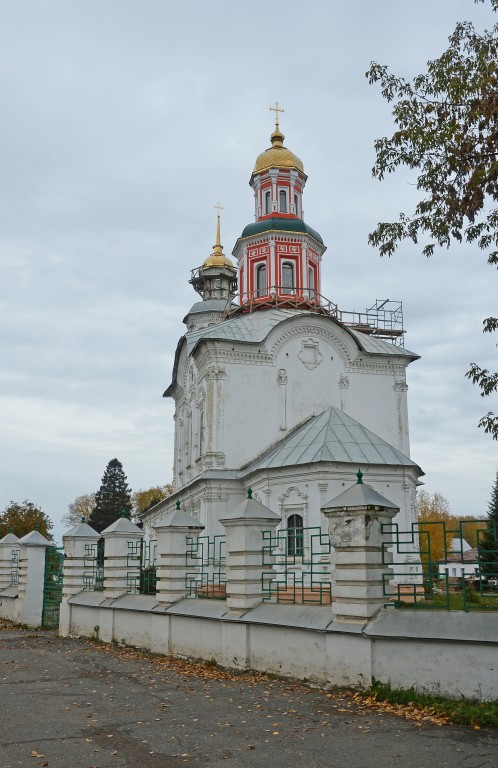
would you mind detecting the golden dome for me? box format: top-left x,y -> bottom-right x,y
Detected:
253,128 -> 305,175
202,205 -> 236,271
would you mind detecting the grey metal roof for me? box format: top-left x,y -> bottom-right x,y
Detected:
184,299 -> 233,317
322,482 -> 399,511
242,406 -> 419,473
184,308 -> 416,358
347,329 -> 418,358
185,308 -> 299,354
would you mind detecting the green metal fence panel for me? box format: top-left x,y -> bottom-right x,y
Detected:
185,535 -> 226,599
126,540 -> 157,595
10,548 -> 19,586
381,520 -> 498,611
261,526 -> 332,605
42,546 -> 64,628
83,540 -> 104,591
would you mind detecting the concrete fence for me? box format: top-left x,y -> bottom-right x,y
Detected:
1,488 -> 498,701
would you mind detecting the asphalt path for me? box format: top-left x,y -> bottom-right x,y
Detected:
0,622 -> 496,767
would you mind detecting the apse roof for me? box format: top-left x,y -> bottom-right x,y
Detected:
241,406 -> 421,473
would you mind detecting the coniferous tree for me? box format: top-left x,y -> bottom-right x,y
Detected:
89,459 -> 132,533
480,469 -> 498,576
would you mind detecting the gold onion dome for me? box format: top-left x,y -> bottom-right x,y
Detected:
202,204 -> 235,271
253,127 -> 305,175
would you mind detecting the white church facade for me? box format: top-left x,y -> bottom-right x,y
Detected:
143,112 -> 423,547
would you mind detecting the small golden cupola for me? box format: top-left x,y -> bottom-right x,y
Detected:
189,204 -> 237,304
250,102 -> 307,221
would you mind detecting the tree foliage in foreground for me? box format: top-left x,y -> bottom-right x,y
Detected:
89,459 -> 132,534
367,0 -> 498,439
0,500 -> 54,540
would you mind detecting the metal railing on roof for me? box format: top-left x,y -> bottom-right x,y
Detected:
224,289 -> 405,346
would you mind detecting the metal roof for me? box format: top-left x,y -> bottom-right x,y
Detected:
242,406 -> 420,473
185,308 -> 299,354
237,217 -> 324,245
184,308 -> 417,358
321,482 -> 400,511
185,299 -> 231,316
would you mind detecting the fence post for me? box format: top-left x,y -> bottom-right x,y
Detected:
0,532 -> 20,591
59,519 -> 101,635
17,530 -> 52,627
321,471 -> 398,624
220,489 -> 281,612
154,506 -> 204,606
101,515 -> 144,599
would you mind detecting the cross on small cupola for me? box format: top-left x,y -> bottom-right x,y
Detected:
269,100 -> 285,131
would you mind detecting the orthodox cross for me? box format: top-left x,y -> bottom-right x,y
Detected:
269,100 -> 285,130
214,202 -> 223,247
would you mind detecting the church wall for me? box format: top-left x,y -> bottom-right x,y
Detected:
247,464 -> 418,538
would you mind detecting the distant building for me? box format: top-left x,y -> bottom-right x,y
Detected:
439,540 -> 479,580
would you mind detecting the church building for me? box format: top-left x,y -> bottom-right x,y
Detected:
143,109 -> 423,546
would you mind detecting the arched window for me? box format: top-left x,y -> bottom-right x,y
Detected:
294,193 -> 299,217
256,263 -> 267,297
279,189 -> 287,212
287,514 -> 304,557
282,262 -> 295,293
308,266 -> 315,299
265,191 -> 271,215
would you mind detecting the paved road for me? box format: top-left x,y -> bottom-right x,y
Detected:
0,622 -> 496,767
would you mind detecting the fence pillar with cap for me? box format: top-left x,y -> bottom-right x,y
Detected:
59,518 -> 101,635
154,501 -> 204,606
321,470 -> 398,624
17,529 -> 52,627
0,532 -> 20,591
220,488 -> 281,612
101,513 -> 144,600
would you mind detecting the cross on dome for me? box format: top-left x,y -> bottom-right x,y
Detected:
269,100 -> 285,130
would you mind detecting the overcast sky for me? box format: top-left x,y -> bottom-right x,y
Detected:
1,0 -> 497,543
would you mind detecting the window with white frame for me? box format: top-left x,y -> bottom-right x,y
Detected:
308,266 -> 315,298
265,190 -> 271,215
294,193 -> 299,217
287,513 -> 304,557
256,263 -> 267,297
282,262 -> 295,293
279,189 -> 287,213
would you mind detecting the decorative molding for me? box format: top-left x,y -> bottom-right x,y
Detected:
298,338 -> 323,370
270,323 -> 353,365
394,379 -> 409,392
277,368 -> 287,385
205,365 -> 226,381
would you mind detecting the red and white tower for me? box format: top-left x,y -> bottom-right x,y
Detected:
232,103 -> 326,312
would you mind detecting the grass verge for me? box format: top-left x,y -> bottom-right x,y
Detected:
357,681 -> 498,729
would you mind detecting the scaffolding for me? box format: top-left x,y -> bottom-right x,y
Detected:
224,292 -> 405,347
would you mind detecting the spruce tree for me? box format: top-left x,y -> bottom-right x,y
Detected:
89,458 -> 132,533
479,469 -> 498,577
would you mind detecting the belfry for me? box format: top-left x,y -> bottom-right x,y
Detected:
143,109 -> 423,562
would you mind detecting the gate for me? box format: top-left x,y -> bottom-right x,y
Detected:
42,546 -> 64,628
